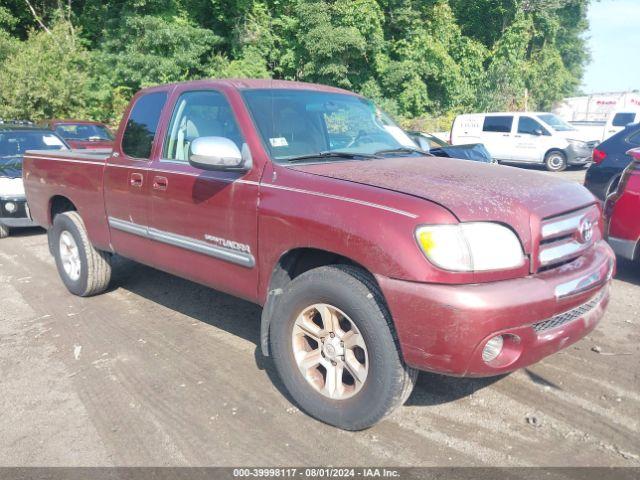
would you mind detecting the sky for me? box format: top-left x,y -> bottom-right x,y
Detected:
581,0 -> 640,94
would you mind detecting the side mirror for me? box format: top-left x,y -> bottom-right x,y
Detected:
533,128 -> 543,136
188,136 -> 246,171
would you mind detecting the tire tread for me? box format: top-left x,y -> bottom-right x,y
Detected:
56,211 -> 112,297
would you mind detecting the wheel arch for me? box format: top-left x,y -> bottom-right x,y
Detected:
49,195 -> 77,225
544,147 -> 567,160
259,247 -> 382,356
47,196 -> 78,254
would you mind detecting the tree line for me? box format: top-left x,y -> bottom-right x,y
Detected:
0,0 -> 590,129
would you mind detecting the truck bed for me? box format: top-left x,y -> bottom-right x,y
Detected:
23,147 -> 113,250
24,148 -> 113,162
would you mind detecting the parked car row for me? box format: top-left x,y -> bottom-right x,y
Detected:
450,111 -> 599,171
18,78 -> 617,430
0,124 -> 69,238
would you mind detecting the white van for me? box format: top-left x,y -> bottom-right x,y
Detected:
602,110 -> 640,141
450,112 -> 599,171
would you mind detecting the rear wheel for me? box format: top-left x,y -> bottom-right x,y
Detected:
51,211 -> 112,297
270,265 -> 417,430
545,150 -> 567,172
0,224 -> 8,239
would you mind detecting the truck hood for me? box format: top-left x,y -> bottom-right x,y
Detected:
291,157 -> 596,251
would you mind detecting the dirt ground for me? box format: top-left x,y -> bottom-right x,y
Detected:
0,167 -> 638,467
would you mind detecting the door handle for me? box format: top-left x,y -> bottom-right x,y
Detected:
153,176 -> 168,191
130,172 -> 143,188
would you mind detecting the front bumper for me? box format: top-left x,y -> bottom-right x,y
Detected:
377,241 -> 615,377
566,143 -> 594,165
0,196 -> 36,228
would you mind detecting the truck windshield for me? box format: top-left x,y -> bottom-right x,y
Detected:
242,89 -> 416,163
0,131 -> 67,158
55,124 -> 113,141
537,114 -> 576,132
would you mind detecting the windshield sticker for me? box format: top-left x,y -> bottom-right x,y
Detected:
43,135 -> 64,146
270,137 -> 289,147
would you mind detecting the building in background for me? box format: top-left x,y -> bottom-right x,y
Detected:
554,91 -> 640,122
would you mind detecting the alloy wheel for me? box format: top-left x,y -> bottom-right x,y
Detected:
291,303 -> 369,400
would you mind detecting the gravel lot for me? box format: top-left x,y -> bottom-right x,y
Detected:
1,166 -> 638,467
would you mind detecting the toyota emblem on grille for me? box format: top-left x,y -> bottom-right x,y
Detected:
578,218 -> 594,244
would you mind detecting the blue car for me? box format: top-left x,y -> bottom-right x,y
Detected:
584,123 -> 640,201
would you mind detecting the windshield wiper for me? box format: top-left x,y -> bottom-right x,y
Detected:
285,151 -> 380,163
374,147 -> 428,156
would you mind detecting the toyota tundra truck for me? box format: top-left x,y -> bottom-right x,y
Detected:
23,79 -> 615,430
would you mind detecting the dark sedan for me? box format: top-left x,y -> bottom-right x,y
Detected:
584,123 -> 640,201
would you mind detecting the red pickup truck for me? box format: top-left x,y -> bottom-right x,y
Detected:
23,79 -> 615,430
605,147 -> 640,261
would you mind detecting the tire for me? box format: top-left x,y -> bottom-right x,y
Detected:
0,224 -> 8,239
269,264 -> 417,430
545,150 -> 567,172
51,211 -> 112,297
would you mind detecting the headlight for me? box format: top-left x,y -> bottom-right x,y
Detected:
4,201 -> 17,213
567,139 -> 587,149
416,223 -> 526,272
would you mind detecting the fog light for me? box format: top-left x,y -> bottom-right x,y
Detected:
482,335 -> 504,363
4,202 -> 17,214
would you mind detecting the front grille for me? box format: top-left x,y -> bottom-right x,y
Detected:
532,289 -> 605,333
537,206 -> 600,270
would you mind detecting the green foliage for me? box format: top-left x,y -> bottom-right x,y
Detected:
0,0 -> 591,126
0,22 -> 94,121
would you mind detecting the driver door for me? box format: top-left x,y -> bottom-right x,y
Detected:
146,88 -> 259,300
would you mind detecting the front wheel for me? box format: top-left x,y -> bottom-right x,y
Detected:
269,265 -> 417,430
545,150 -> 567,172
0,224 -> 9,239
51,211 -> 112,297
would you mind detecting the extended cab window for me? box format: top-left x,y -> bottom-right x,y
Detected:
483,116 -> 513,133
518,116 -> 548,135
163,90 -> 244,162
122,91 -> 168,159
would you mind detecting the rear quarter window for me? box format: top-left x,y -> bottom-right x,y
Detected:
122,91 -> 168,159
482,116 -> 513,133
612,113 -> 637,127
